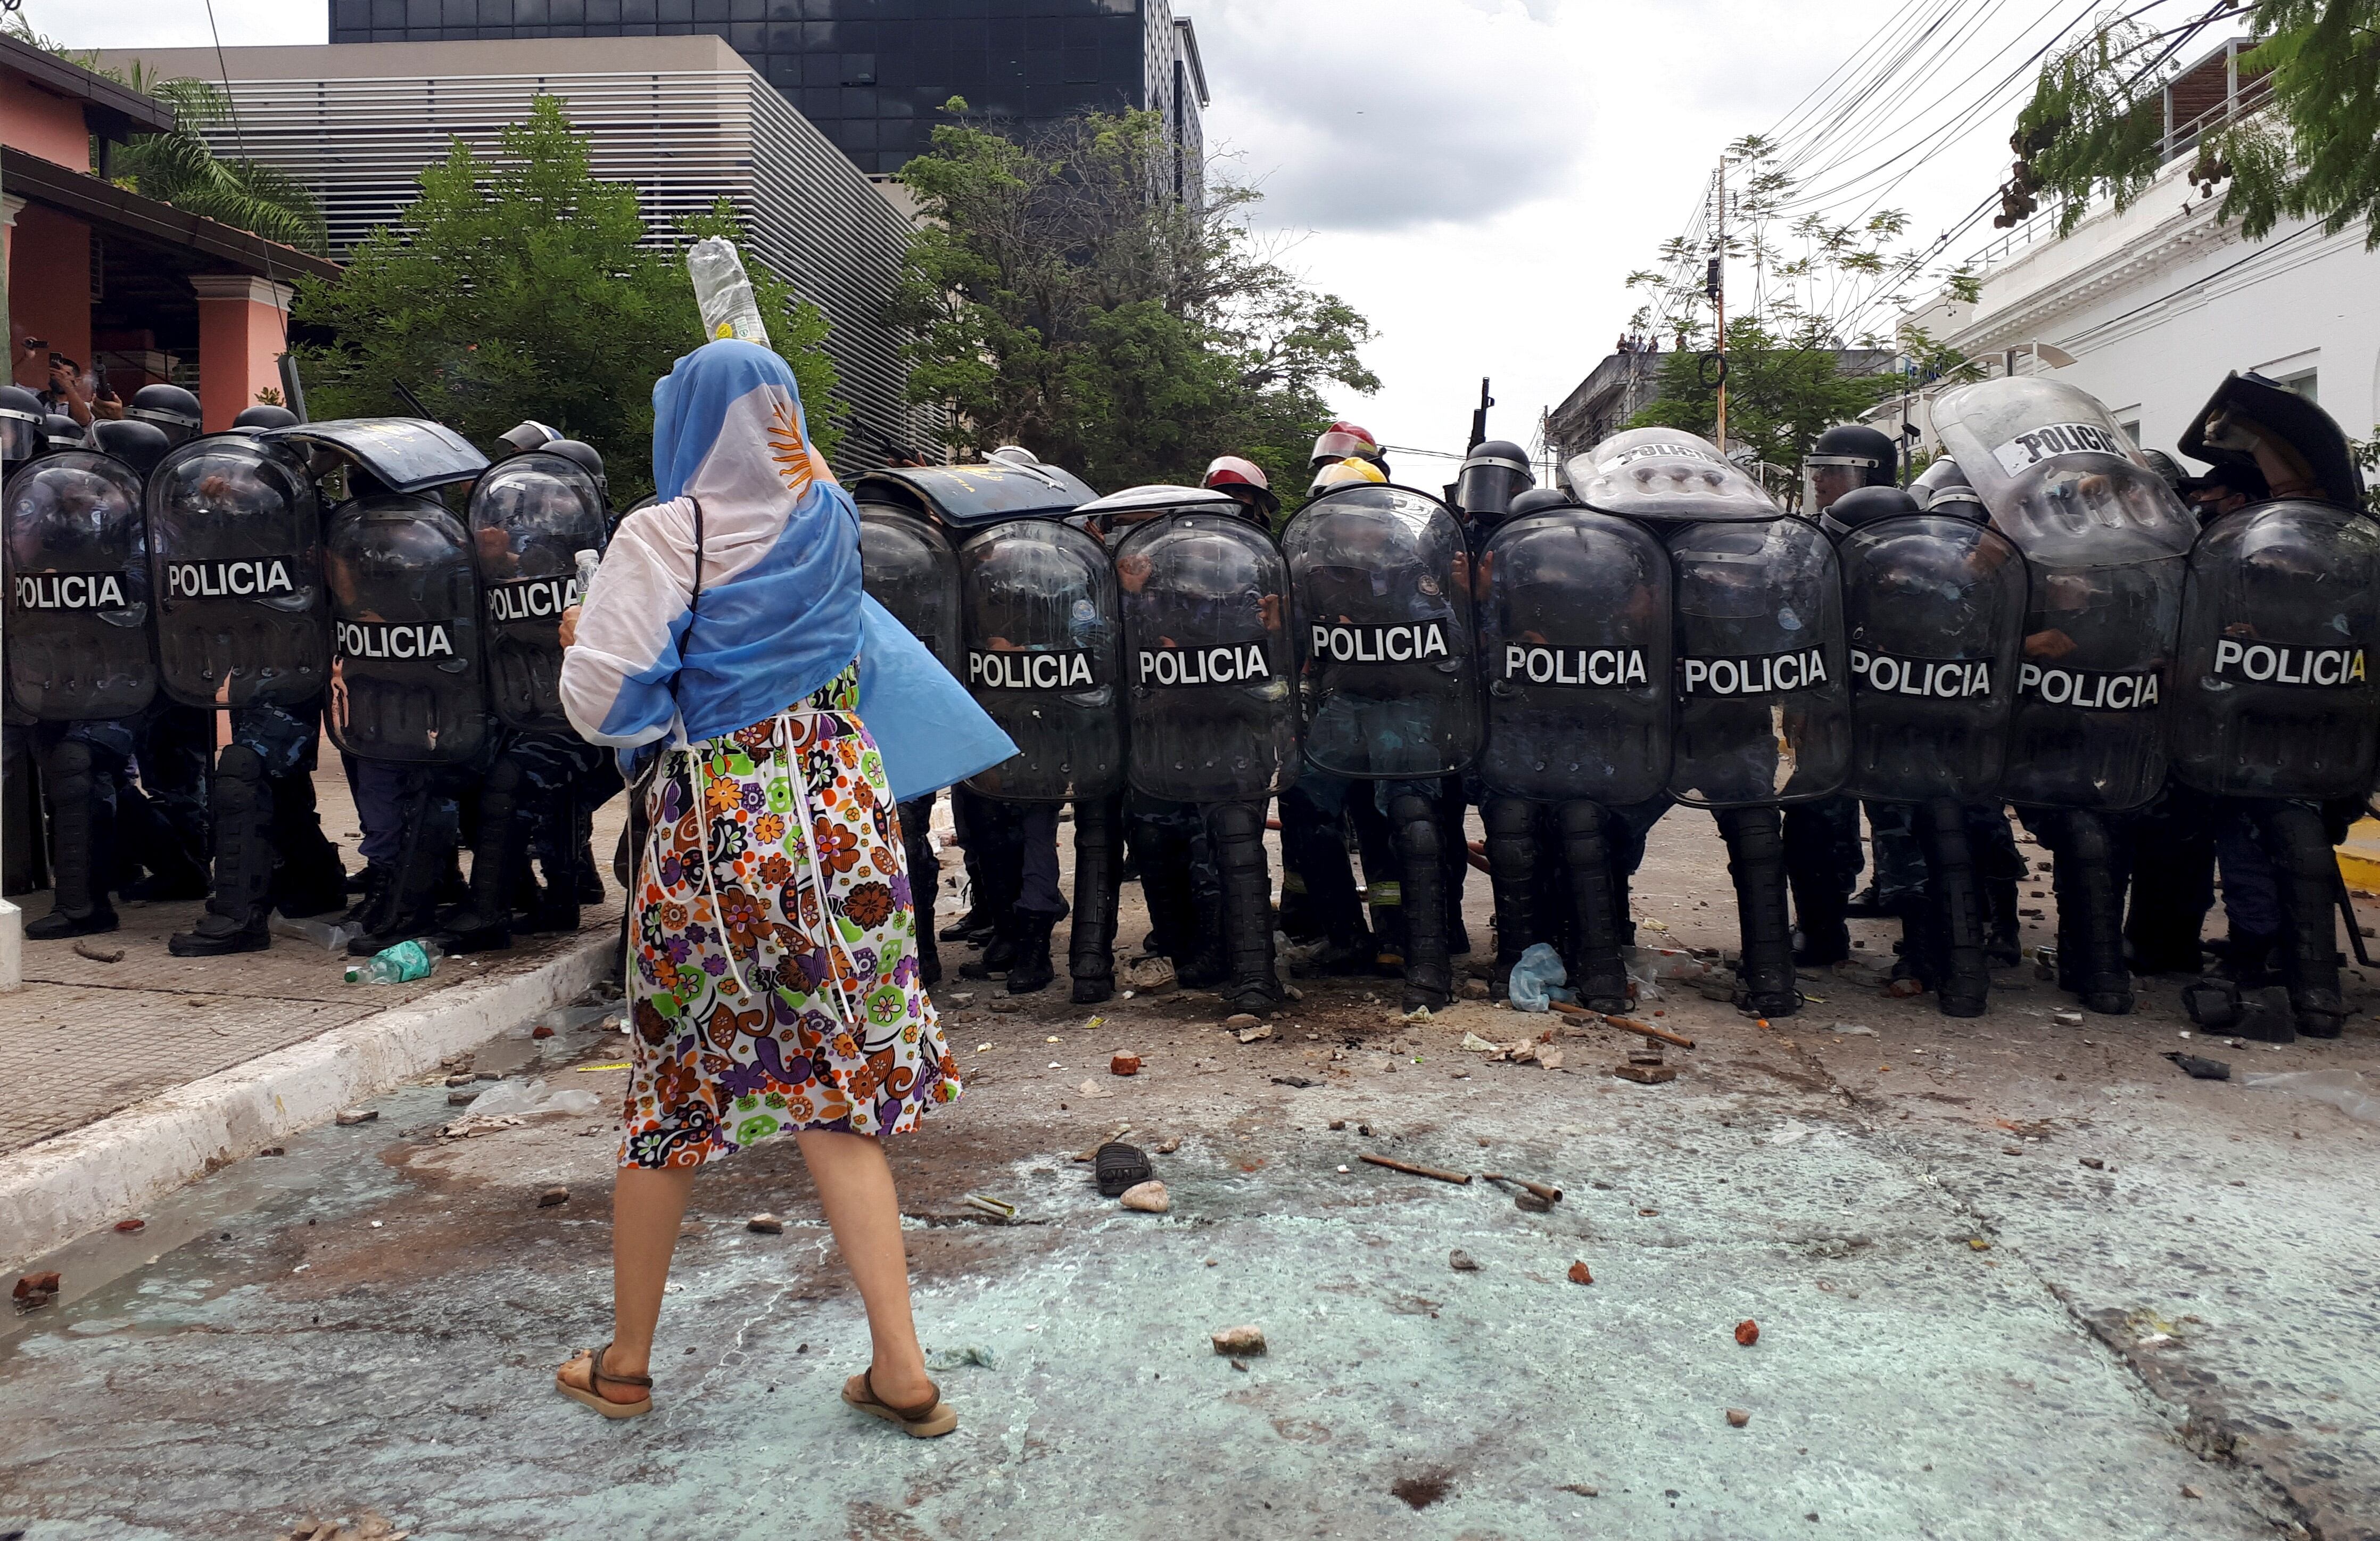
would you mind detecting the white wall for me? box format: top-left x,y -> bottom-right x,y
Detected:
1929,156 -> 2380,460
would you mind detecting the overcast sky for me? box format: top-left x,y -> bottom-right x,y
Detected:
26,0 -> 2094,469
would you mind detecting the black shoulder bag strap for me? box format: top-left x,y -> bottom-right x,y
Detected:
613,497 -> 707,892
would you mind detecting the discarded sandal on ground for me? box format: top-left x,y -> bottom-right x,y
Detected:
555,1343 -> 653,1419
842,1369 -> 957,1437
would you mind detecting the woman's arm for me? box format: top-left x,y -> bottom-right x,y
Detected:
559,499 -> 701,747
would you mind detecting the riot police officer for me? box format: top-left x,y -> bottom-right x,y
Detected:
1284,468 -> 1482,1011
853,454 -> 1105,996
233,405 -> 301,433
1787,425 -> 1902,966
1475,473 -> 1672,1009
124,384 -> 203,449
4,440 -> 161,937
147,426 -> 349,954
0,384 -> 43,466
1571,428 -> 1853,1017
2168,372 -> 2380,1037
1092,480 -> 1300,1014
1930,377 -> 2199,1015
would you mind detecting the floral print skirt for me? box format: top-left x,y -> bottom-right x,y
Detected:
619,662 -> 960,1169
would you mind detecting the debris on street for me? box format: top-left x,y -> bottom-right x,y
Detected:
72,940 -> 124,963
1568,1262 -> 1594,1285
746,1213 -> 785,1234
334,1108 -> 378,1126
1120,1180 -> 1170,1213
1359,1153 -> 1470,1184
1726,1407 -> 1751,1428
1736,1319 -> 1760,1346
2165,1052 -> 2233,1081
1211,1324 -> 1266,1357
14,1271 -> 62,1311
1110,1052 -> 1141,1076
1448,1249 -> 1480,1271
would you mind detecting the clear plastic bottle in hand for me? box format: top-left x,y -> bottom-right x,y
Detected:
687,237 -> 770,348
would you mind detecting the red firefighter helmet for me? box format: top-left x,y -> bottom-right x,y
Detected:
1309,420 -> 1383,471
1201,454 -> 1280,521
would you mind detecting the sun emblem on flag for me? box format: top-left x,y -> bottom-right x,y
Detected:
766,395 -> 814,496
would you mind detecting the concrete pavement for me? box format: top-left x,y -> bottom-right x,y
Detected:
1,813 -> 2374,1539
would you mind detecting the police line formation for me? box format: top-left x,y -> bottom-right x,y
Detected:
4,368 -> 2375,1046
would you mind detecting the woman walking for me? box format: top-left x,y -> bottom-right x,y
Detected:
552,340 -> 1006,1432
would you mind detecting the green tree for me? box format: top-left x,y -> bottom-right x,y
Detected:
891,102 -> 1377,498
1624,315 -> 1898,480
1620,137 -> 1963,484
2007,1 -> 2380,248
294,95 -> 844,501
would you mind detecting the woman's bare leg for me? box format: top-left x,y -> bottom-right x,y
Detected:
558,1164 -> 696,1402
795,1128 -> 933,1406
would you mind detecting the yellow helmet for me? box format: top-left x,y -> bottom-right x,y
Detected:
1312,456 -> 1388,491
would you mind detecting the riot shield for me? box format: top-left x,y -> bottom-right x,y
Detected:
468,451 -> 607,733
1565,428 -> 1778,525
1110,503 -> 1299,802
2170,498 -> 2380,799
1476,507 -> 1673,803
324,493 -> 492,764
1664,516 -> 1851,806
146,433 -> 328,711
3,449 -> 155,720
1283,484 -> 1481,779
259,418 -> 489,495
1932,377 -> 2198,809
858,502 -> 961,673
1838,513 -> 2029,802
957,517 -> 1125,802
851,460 -> 1097,532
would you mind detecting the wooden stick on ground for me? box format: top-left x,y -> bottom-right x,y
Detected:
1481,1172 -> 1564,1203
1359,1153 -> 1472,1185
1548,1000 -> 1696,1049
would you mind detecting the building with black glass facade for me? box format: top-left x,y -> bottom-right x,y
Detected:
327,1 -> 1208,188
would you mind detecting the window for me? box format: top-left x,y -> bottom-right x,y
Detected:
2272,368 -> 2318,403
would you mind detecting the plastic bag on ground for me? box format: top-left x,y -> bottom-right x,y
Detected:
1507,943 -> 1576,1013
467,1078 -> 605,1119
271,911 -> 358,953
2240,1069 -> 2379,1125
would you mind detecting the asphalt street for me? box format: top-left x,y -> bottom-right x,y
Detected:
3,813 -> 2374,1540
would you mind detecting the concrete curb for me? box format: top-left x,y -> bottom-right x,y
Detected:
0,936 -> 615,1273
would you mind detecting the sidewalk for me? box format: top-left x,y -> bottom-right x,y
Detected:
0,769 -> 627,1270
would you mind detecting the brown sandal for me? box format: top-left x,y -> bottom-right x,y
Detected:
841,1367 -> 957,1438
556,1344 -> 654,1420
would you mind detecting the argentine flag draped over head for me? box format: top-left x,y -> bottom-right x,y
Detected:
559,339 -> 1014,801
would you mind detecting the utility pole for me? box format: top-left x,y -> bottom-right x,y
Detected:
1711,156 -> 1728,453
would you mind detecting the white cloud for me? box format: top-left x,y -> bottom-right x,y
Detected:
16,0 -> 324,49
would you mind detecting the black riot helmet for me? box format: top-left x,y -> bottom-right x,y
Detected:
1803,423 -> 1899,514
1909,455 -> 1986,519
0,384 -> 44,464
126,383 -> 203,446
234,404 -> 300,432
496,419 -> 561,457
2179,370 -> 2364,510
42,414 -> 86,452
1819,483 -> 1918,541
92,418 -> 172,477
2137,448 -> 2189,496
1455,439 -> 1533,529
545,439 -> 609,506
1507,487 -> 1574,518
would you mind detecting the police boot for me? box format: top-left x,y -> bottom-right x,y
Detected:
1718,807 -> 1799,1017
958,858 -> 1022,979
2051,811 -> 2133,1015
1558,800 -> 1631,1013
343,865 -> 392,930
570,797 -> 605,905
2216,930 -> 2281,986
1788,865 -> 1850,967
2262,802 -> 2346,1037
1917,798 -> 1989,1018
28,741 -> 119,940
349,788 -> 460,956
433,761 -> 525,955
1067,795 -> 1122,1004
900,796 -> 946,989
1482,797 -> 1539,1000
267,768 -> 350,920
1004,911 -> 1058,994
170,747 -> 275,957
1287,803 -> 1375,977
1440,785 -> 1474,958
1209,801 -> 1282,1016
117,780 -> 210,903
1985,877 -> 2023,968
1389,792 -> 1451,1012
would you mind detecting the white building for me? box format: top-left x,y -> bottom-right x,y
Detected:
1897,40 -> 2378,462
